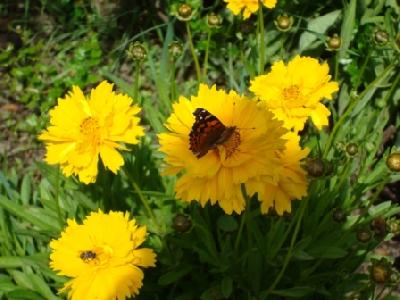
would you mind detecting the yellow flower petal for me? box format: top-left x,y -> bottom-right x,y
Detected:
132,248 -> 157,267
248,132 -> 309,215
310,103 -> 331,129
250,55 -> 339,132
224,0 -> 277,19
39,81 -> 144,184
100,144 -> 124,174
50,211 -> 156,300
158,84 -> 287,214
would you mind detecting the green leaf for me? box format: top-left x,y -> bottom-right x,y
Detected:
308,246 -> 348,259
217,216 -> 238,232
383,296 -> 400,300
248,249 -> 263,293
9,270 -> 35,291
299,10 -> 341,51
220,277 -> 233,299
350,63 -> 396,117
27,273 -> 60,300
158,265 -> 193,286
34,163 -> 60,191
368,201 -> 392,218
0,256 -> 38,269
0,196 -> 60,233
0,279 -> 17,292
0,171 -> 13,198
20,175 -> 31,205
272,287 -> 314,297
339,0 -> 357,59
292,250 -> 315,261
100,70 -> 134,99
6,289 -> 45,300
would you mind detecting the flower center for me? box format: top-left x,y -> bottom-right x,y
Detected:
80,117 -> 99,136
282,85 -> 300,102
79,117 -> 101,147
219,130 -> 241,159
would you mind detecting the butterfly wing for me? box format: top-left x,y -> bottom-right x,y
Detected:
189,108 -> 234,158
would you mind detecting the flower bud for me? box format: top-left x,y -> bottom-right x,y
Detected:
274,15 -> 294,32
386,152 -> 400,172
356,228 -> 372,243
370,217 -> 387,238
177,4 -> 193,21
207,13 -> 222,28
304,158 -> 325,177
370,259 -> 391,284
172,213 -> 192,233
332,208 -> 347,223
126,41 -> 147,61
346,143 -> 358,156
387,218 -> 400,235
169,41 -> 183,58
240,22 -> 253,35
326,33 -> 341,50
374,29 -> 389,45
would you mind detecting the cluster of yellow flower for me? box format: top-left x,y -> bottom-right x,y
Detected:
40,55 -> 337,298
158,55 -> 338,215
39,56 -> 337,215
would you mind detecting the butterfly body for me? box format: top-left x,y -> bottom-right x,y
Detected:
189,108 -> 236,158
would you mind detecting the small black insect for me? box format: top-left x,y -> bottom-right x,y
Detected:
80,250 -> 97,262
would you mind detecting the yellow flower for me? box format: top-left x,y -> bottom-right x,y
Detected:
250,56 -> 339,132
158,84 -> 287,214
248,132 -> 309,214
39,81 -> 144,184
224,0 -> 277,19
50,210 -> 156,300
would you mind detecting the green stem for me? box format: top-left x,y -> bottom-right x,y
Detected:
382,69 -> 400,105
55,166 -> 63,228
313,124 -> 323,157
234,184 -> 251,251
280,36 -> 284,59
186,22 -> 201,82
354,51 -> 371,91
202,30 -> 212,80
333,52 -> 339,82
170,57 -> 177,101
258,1 -> 265,75
133,61 -> 141,103
323,62 -> 396,158
228,43 -> 239,90
132,181 -> 160,232
264,197 -> 309,297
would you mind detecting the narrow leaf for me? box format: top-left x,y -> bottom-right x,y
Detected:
272,287 -> 314,297
339,0 -> 356,59
158,265 -> 193,286
299,10 -> 341,51
220,277 -> 233,299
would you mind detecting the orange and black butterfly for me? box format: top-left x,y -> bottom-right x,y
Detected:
189,108 -> 236,159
